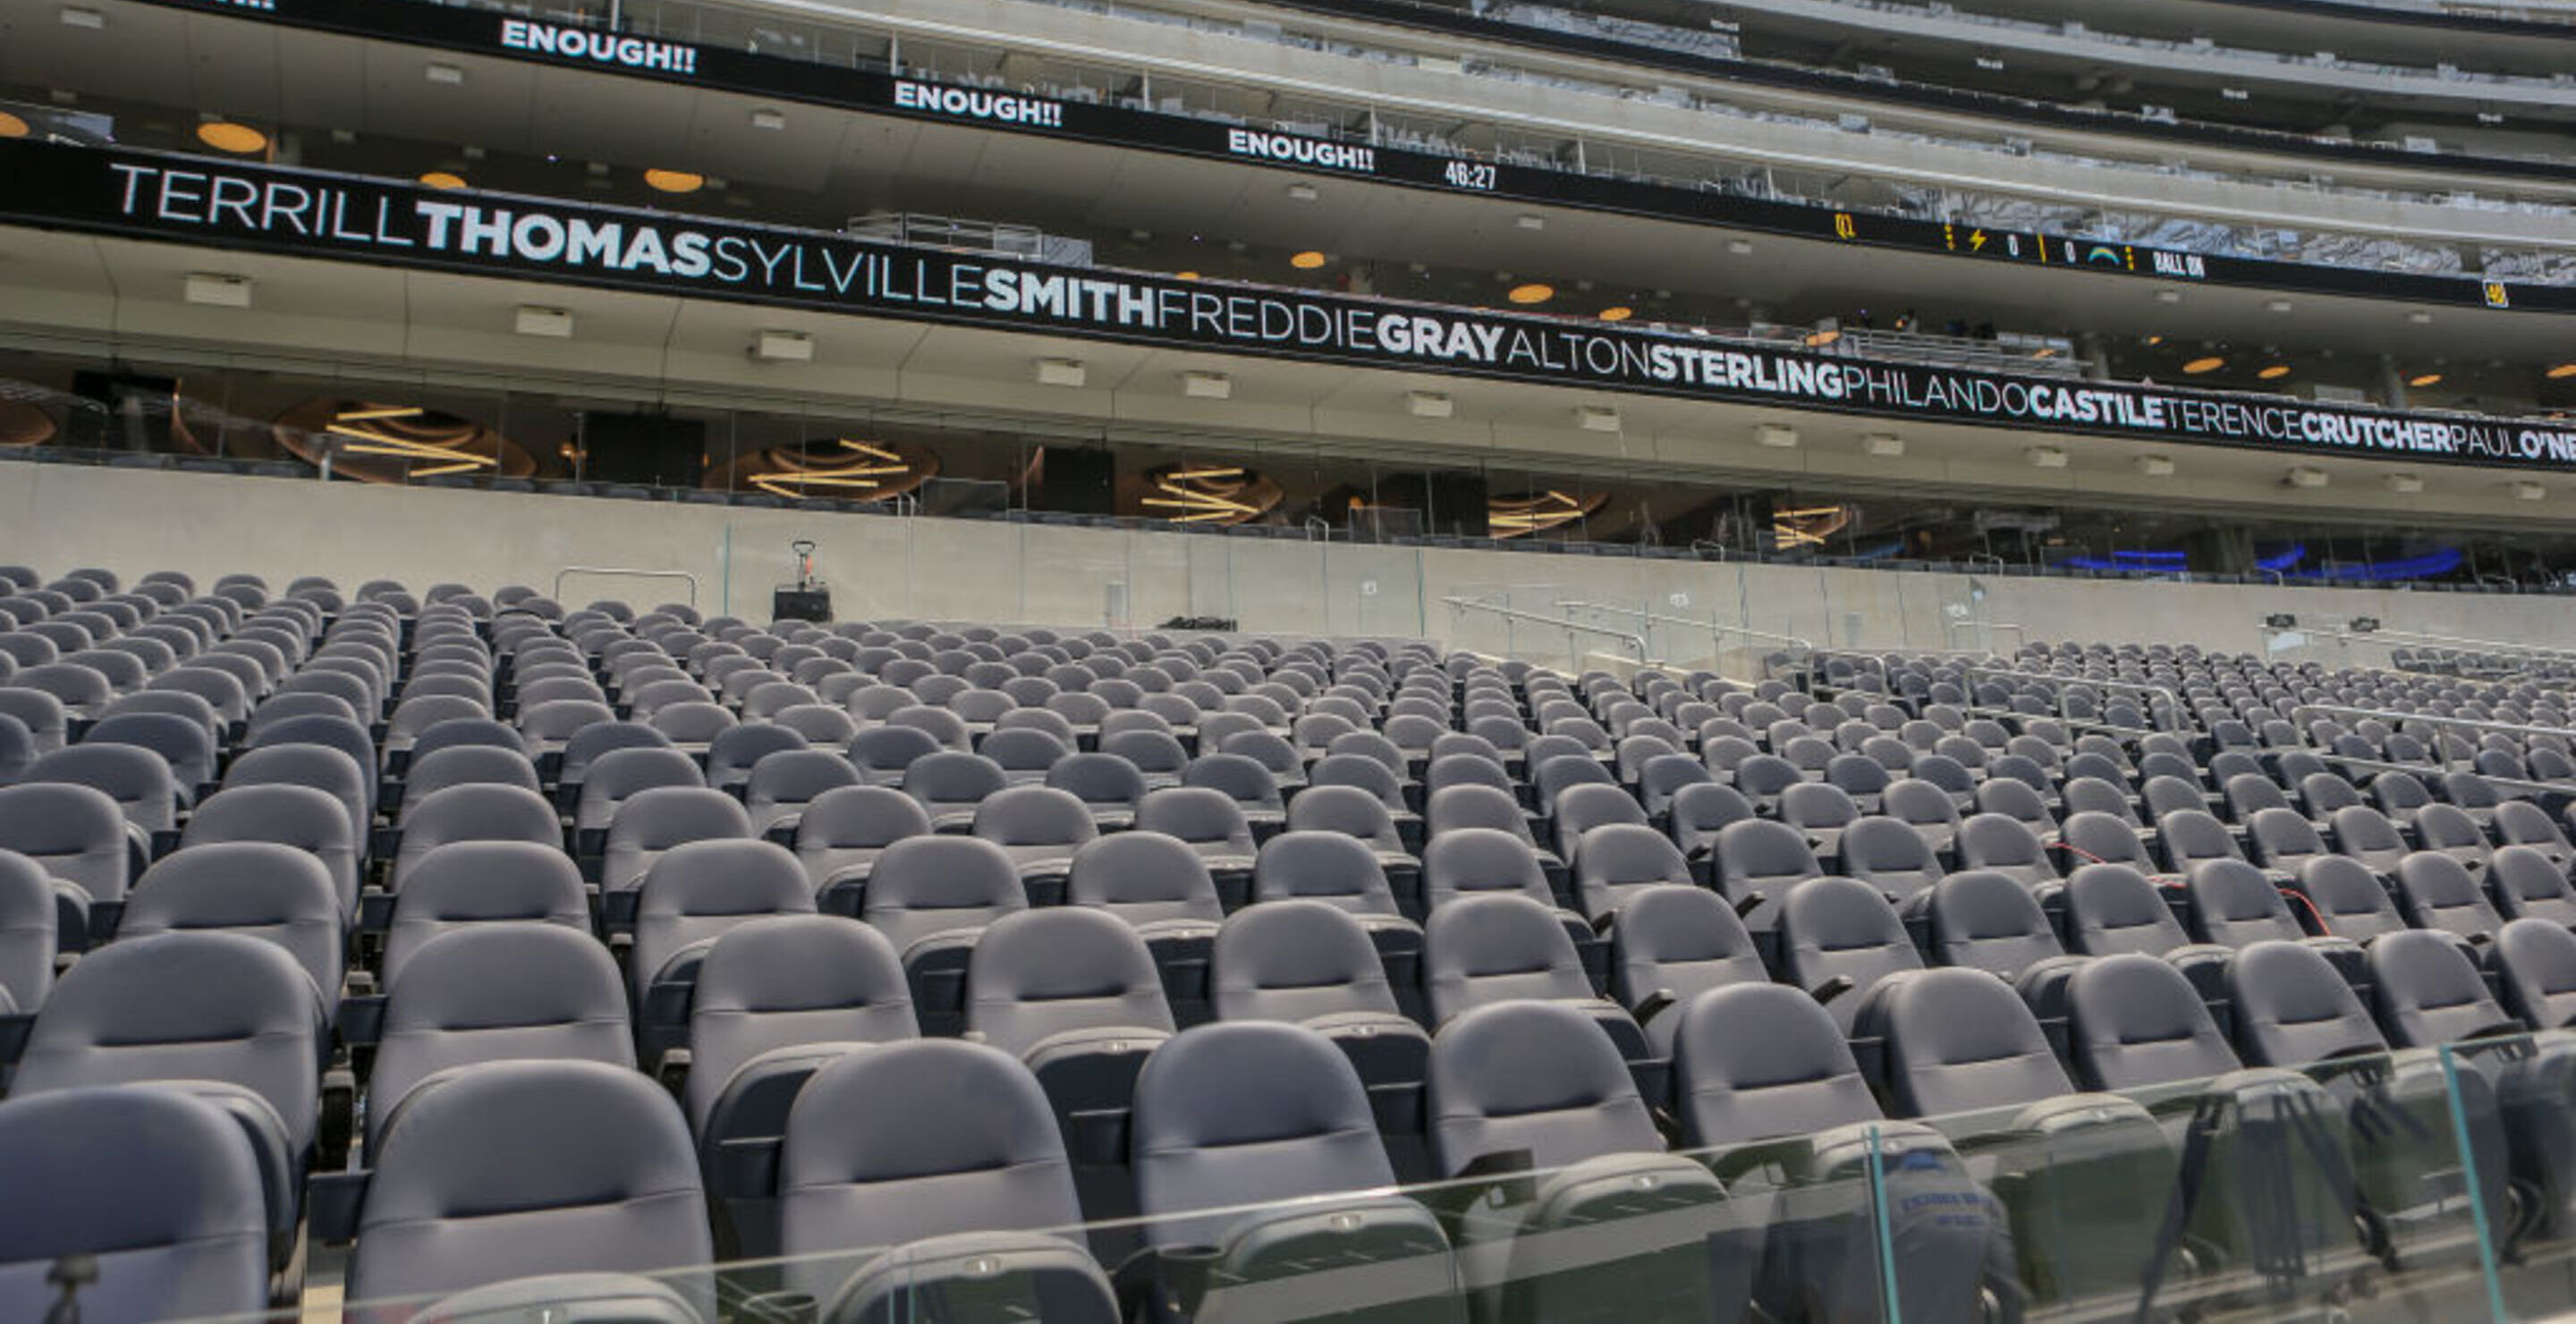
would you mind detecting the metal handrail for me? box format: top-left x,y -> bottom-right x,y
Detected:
553,566 -> 701,607
1442,596 -> 1650,666
2291,701 -> 2576,796
1551,598 -> 1813,656
2305,751 -> 2574,800
1967,666 -> 2185,735
2338,624 -> 2576,663
1942,619 -> 2028,652
2289,702 -> 2576,747
2297,700 -> 2576,793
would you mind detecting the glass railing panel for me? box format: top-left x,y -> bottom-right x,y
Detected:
136,1027 -> 2571,1324
1323,541 -> 1428,641
1885,1044 -> 2528,1321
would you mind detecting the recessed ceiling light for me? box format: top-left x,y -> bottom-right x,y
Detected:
1285,183 -> 1318,201
425,63 -> 464,85
513,306 -> 573,337
183,273 -> 250,308
1289,250 -> 1327,269
1597,306 -> 1632,322
1174,271 -> 1200,281
419,171 -> 468,191
2549,363 -> 2576,379
2143,335 -> 2164,346
2182,356 -> 2224,375
643,168 -> 704,193
2408,372 -> 2444,387
2257,364 -> 2291,380
750,109 -> 787,131
196,121 -> 267,154
1803,329 -> 1842,348
0,111 -> 27,140
1506,283 -> 1554,305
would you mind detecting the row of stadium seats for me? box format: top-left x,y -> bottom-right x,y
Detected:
0,565 -> 2571,1321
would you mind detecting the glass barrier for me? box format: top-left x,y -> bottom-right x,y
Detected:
125,1028 -> 2555,1324
9,336 -> 2576,643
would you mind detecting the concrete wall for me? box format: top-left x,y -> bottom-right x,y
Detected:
4,461 -> 2567,669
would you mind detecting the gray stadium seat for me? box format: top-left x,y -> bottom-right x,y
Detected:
391,784 -> 565,894
346,1060 -> 714,1319
2062,953 -> 2241,1092
630,840 -> 817,1057
1607,883 -> 1766,1055
776,1042 -> 1112,1320
1425,999 -> 1734,1323
118,842 -> 343,1017
602,786 -> 754,891
1129,1021 -> 1459,1314
1423,892 -> 1643,1057
13,931 -> 327,1240
381,841 -> 591,987
2496,919 -> 2576,1030
967,906 -> 1175,1156
1777,875 -> 1921,1033
863,836 -> 1028,1034
365,923 -> 633,1150
1914,869 -> 2072,980
794,785 -> 935,912
0,850 -> 55,1013
0,1086 -> 275,1320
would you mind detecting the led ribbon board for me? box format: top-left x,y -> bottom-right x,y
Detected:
8,140 -> 2575,472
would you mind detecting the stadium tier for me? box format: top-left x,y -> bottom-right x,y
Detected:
0,573 -> 2569,1320
9,0 -> 2576,1317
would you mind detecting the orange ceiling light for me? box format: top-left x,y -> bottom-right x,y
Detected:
2408,371 -> 2445,387
643,168 -> 705,193
1289,250 -> 1328,269
1803,329 -> 1842,348
419,171 -> 468,191
2257,364 -> 2292,380
1175,271 -> 1200,281
196,121 -> 268,154
835,438 -> 902,463
1505,283 -> 1554,305
1140,463 -> 1277,525
0,111 -> 29,140
2548,362 -> 2576,379
1597,306 -> 1633,322
2182,356 -> 2225,375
